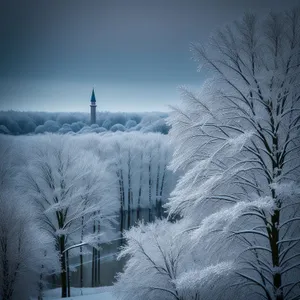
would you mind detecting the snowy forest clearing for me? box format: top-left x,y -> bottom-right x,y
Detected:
38,287 -> 115,300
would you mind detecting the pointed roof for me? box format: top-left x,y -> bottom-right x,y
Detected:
91,89 -> 96,102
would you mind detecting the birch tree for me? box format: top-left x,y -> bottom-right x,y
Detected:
167,8 -> 300,300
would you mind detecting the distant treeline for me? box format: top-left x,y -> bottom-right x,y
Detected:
0,111 -> 170,135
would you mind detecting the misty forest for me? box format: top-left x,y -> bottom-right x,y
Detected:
1,7 -> 300,300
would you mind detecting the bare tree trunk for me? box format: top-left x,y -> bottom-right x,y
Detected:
269,208 -> 282,300
97,220 -> 101,286
1,234 -> 21,300
94,248 -> 98,286
38,263 -> 44,300
80,216 -> 84,293
91,247 -> 95,287
127,150 -> 132,229
38,274 -> 43,300
159,162 -> 167,218
120,207 -> 124,244
59,236 -> 67,298
91,219 -> 96,287
155,151 -> 161,219
148,157 -> 153,222
270,114 -> 283,300
80,251 -> 83,293
66,250 -> 71,297
137,151 -> 144,221
137,185 -> 142,220
267,163 -> 282,299
118,169 -> 125,245
1,237 -> 12,300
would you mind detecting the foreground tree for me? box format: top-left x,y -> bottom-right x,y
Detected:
167,8 -> 300,300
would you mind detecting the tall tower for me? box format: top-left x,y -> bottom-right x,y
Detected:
90,88 -> 97,124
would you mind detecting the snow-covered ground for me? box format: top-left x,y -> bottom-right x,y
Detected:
41,287 -> 116,300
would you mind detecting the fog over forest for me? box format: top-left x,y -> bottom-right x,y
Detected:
0,111 -> 170,135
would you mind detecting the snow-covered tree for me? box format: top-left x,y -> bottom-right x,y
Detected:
21,134 -> 118,298
114,220 -> 199,300
111,124 -> 126,132
167,8 -> 300,300
91,132 -> 175,231
0,137 -> 58,300
35,120 -> 60,134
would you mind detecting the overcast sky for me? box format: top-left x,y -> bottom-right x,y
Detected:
0,0 -> 298,113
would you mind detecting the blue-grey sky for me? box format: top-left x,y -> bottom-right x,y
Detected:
0,0 -> 298,112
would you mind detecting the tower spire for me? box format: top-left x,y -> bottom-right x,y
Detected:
91,88 -> 96,103
90,88 -> 97,124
